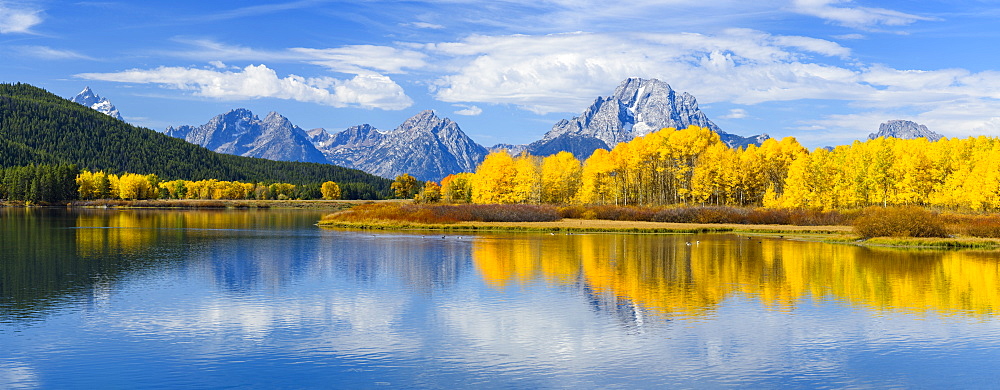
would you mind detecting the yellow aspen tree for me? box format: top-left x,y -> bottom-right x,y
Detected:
510,153 -> 541,204
472,151 -> 517,204
577,149 -> 616,205
321,181 -> 342,200
759,137 -> 807,198
106,173 -> 120,200
441,173 -> 474,203
415,181 -> 442,203
735,144 -> 769,206
117,173 -> 152,200
690,142 -> 733,205
76,170 -> 97,200
662,126 -> 721,204
241,182 -> 256,199
391,174 -> 418,199
773,154 -> 811,208
159,180 -> 187,199
540,151 -> 582,204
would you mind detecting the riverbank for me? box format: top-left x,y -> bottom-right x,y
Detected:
318,218 -> 1000,249
319,217 -> 851,233
3,199 -> 366,209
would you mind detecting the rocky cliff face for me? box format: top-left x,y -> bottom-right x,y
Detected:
164,109 -> 328,164
71,87 -> 124,121
527,78 -> 768,158
313,110 -> 488,182
869,120 -> 943,141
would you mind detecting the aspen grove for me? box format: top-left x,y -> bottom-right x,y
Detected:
430,125 -> 1000,211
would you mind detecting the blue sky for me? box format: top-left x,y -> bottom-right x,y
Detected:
2,0 -> 1000,148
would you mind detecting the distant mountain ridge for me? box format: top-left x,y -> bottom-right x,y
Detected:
164,78 -> 767,181
165,109 -> 328,164
70,87 -> 123,121
869,120 -> 943,141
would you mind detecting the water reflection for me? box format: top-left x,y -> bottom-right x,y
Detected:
470,233 -> 1000,319
4,209 -> 1000,387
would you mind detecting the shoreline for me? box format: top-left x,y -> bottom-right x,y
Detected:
2,199 -> 364,209
319,218 -> 851,234
318,218 -> 1000,250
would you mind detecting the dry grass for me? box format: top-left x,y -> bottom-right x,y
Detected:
320,202 -> 560,224
557,205 -> 849,226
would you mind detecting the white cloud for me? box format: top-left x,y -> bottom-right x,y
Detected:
420,29 -> 1000,140
722,108 -> 748,119
164,40 -> 427,76
425,30 -> 860,114
403,21 -> 444,29
76,64 -> 413,110
790,0 -> 935,30
13,45 -> 94,60
291,45 -> 427,74
453,104 -> 482,116
0,3 -> 42,34
832,33 -> 866,40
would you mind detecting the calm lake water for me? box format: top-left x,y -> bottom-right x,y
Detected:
3,208 -> 1000,388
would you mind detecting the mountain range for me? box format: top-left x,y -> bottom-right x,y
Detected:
71,87 -> 123,122
869,120 -> 944,141
304,110 -> 488,182
165,109 -> 328,164
160,78 -> 768,182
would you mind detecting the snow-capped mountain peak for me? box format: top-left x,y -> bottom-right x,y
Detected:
70,87 -> 124,122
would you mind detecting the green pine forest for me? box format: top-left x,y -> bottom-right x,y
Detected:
0,83 -> 391,200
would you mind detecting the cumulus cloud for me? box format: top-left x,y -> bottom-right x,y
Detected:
420,29 -> 1000,139
426,30 -> 861,114
453,104 -> 482,116
76,64 -> 413,110
0,3 -> 42,34
722,109 -> 748,119
790,0 -> 935,30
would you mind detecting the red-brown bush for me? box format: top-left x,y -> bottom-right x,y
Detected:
852,206 -> 948,238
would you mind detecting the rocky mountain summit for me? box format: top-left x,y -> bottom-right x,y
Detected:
869,120 -> 943,141
71,87 -> 124,121
311,110 -> 488,182
165,109 -> 328,163
525,78 -> 768,158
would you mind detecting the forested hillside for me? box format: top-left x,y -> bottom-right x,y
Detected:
0,83 -> 391,197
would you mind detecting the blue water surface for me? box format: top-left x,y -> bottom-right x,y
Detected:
2,208 -> 1000,388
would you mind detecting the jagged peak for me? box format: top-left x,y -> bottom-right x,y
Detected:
868,119 -> 943,141
71,86 -> 124,122
396,109 -> 459,134
218,108 -> 258,122
263,111 -> 292,124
